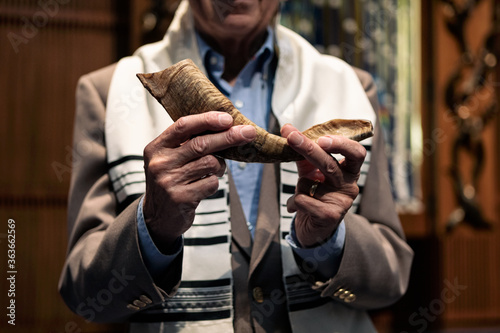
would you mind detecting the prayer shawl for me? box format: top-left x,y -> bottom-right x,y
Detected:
105,1 -> 376,332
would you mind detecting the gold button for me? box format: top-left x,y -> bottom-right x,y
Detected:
334,288 -> 344,297
345,294 -> 356,303
140,295 -> 152,304
133,300 -> 147,308
252,287 -> 264,303
339,290 -> 350,300
314,281 -> 323,287
127,304 -> 140,311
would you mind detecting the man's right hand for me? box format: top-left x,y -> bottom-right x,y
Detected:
142,112 -> 256,253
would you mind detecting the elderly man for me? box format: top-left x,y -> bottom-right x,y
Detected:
59,0 -> 413,332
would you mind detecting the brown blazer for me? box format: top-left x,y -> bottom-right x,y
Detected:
58,63 -> 413,331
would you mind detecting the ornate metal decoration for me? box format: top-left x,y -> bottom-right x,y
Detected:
441,0 -> 498,231
141,0 -> 179,45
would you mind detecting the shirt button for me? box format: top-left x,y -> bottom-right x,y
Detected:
253,287 -> 264,303
238,162 -> 247,170
234,100 -> 244,109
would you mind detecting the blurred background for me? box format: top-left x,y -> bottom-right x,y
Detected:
0,0 -> 499,332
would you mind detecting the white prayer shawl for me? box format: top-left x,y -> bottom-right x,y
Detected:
105,1 -> 376,332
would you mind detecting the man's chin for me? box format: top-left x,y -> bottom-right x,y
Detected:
218,14 -> 259,32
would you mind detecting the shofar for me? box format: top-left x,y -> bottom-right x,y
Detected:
137,59 -> 373,163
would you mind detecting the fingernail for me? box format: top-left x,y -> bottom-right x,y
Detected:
241,125 -> 256,140
280,123 -> 292,135
218,113 -> 233,127
318,137 -> 333,148
288,132 -> 303,146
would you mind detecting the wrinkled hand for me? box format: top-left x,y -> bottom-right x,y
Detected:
142,112 -> 256,252
281,123 -> 367,248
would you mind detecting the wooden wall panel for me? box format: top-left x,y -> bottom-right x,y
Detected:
432,0 -> 500,329
0,1 -> 128,332
0,0 -> 119,198
0,206 -> 125,332
443,233 -> 500,325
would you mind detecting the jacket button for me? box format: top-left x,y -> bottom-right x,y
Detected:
334,288 -> 344,297
345,294 -> 356,303
133,300 -> 147,308
127,304 -> 140,311
252,287 -> 264,303
339,290 -> 350,299
140,295 -> 152,304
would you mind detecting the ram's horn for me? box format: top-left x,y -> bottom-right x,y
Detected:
137,59 -> 373,163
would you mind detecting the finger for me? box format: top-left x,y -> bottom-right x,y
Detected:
174,155 -> 226,184
177,124 -> 256,164
159,112 -> 235,148
286,193 -> 325,218
295,178 -> 327,199
287,191 -> 349,224
287,130 -> 341,181
287,178 -> 323,214
280,123 -> 299,138
169,174 -> 221,204
215,157 -> 226,177
287,194 -> 298,213
317,136 -> 366,174
281,124 -> 324,179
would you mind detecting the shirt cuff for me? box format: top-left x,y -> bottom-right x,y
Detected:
136,195 -> 183,278
286,219 -> 346,279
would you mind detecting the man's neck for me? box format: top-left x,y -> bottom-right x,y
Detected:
196,28 -> 269,85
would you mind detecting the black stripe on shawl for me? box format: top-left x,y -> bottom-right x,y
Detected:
131,310 -> 231,322
195,209 -> 227,215
108,155 -> 143,169
206,189 -> 225,199
180,278 -> 231,288
184,235 -> 229,246
282,184 -> 296,194
110,170 -> 144,183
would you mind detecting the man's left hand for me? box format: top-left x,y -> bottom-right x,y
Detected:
281,123 -> 367,248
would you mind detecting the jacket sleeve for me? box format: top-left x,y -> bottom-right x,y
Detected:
312,68 -> 414,310
58,65 -> 182,323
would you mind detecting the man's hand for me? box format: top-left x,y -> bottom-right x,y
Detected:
281,123 -> 367,248
142,112 -> 256,253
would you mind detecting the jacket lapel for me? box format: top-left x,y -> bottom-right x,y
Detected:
249,111 -> 282,276
228,172 -> 252,260
249,162 -> 281,277
228,161 -> 281,277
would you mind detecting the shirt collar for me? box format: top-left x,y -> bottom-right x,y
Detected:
195,27 -> 276,89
